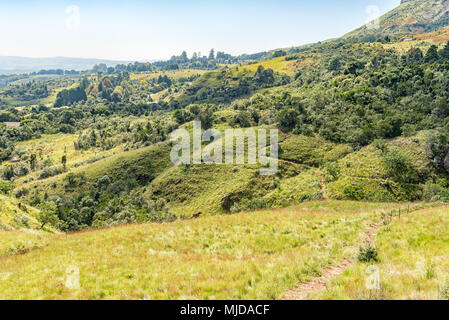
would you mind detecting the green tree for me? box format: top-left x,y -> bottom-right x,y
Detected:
276,108 -> 299,133
344,61 -> 360,75
29,154 -> 37,171
198,105 -> 215,130
440,41 -> 449,59
0,181 -> 14,194
407,48 -> 423,64
61,154 -> 67,171
2,165 -> 14,181
37,201 -> 59,229
273,50 -> 287,58
54,85 -> 87,108
328,58 -> 341,71
181,51 -> 188,62
208,48 -> 215,60
425,45 -> 439,63
98,175 -> 111,190
382,149 -> 415,183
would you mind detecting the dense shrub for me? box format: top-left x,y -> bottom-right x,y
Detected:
358,245 -> 379,263
39,165 -> 63,180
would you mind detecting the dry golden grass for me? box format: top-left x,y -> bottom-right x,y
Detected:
239,57 -> 300,77
0,200 -> 433,300
413,26 -> 449,43
130,70 -> 207,81
308,205 -> 449,300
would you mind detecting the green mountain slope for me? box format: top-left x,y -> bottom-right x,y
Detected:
0,194 -> 41,230
344,0 -> 449,41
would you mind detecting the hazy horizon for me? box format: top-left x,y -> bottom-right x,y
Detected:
0,0 -> 400,61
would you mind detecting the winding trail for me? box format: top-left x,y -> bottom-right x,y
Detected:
283,221 -> 381,300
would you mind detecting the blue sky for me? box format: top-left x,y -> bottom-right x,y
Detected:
0,0 -> 400,61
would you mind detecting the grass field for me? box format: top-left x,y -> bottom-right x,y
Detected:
309,205 -> 449,300
239,57 -> 299,77
0,229 -> 55,258
130,69 -> 207,81
0,200 -> 436,300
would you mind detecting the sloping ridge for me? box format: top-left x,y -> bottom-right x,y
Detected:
0,195 -> 41,231
343,0 -> 449,40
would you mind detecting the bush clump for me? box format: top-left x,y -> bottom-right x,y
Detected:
357,245 -> 379,263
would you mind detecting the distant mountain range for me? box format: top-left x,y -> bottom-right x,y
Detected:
0,56 -> 131,74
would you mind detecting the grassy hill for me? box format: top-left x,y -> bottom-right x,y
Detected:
0,194 -> 41,231
308,204 -> 449,300
0,194 -> 57,258
16,141 -> 173,200
0,200 -> 436,300
12,127 -> 445,222
325,131 -> 445,202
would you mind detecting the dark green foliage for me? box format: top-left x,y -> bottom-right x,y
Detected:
344,61 -> 365,75
54,85 -> 87,107
246,45 -> 449,148
276,108 -> 300,133
440,41 -> 449,59
358,245 -> 379,263
328,58 -> 341,71
407,48 -> 423,65
0,181 -> 14,194
172,66 -> 290,107
174,104 -> 215,129
29,154 -> 37,171
150,49 -> 270,71
2,81 -> 49,102
382,149 -> 416,184
26,142 -> 176,231
343,183 -> 364,200
272,50 -> 287,58
61,155 -> 67,170
425,45 -> 439,63
37,201 -> 60,229
2,165 -> 14,181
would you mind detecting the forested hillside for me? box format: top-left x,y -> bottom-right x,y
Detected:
1,0 -> 449,232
